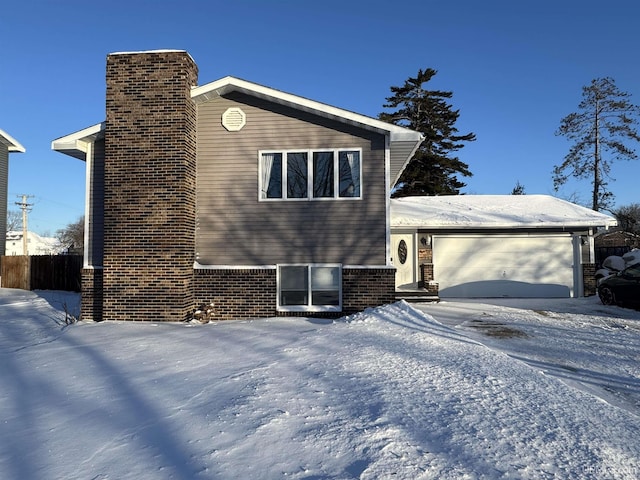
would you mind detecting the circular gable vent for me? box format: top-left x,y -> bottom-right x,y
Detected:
222,107 -> 246,132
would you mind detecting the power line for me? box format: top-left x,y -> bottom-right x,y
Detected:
15,194 -> 34,255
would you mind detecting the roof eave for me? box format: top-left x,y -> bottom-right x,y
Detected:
0,128 -> 26,153
52,78 -> 423,165
51,122 -> 105,160
390,137 -> 423,186
192,76 -> 423,143
391,221 -> 618,230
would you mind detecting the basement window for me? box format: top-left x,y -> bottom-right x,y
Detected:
277,264 -> 342,312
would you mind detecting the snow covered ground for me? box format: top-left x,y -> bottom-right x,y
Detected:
2,289 -> 640,479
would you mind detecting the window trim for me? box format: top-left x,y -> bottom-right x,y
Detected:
277,264 -> 342,312
259,148 -> 362,201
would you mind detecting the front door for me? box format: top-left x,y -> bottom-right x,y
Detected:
391,233 -> 415,289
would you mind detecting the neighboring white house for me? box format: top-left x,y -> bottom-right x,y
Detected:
1,128 -> 25,257
390,195 -> 618,299
5,231 -> 64,256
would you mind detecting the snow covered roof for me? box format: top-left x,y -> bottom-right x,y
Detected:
0,128 -> 25,153
391,195 -> 618,229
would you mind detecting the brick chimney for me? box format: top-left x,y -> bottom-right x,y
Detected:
103,51 -> 198,321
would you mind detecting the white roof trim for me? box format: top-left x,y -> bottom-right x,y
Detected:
52,76 -> 424,178
51,122 -> 105,160
194,263 -> 277,270
110,49 -> 188,55
108,50 -> 197,68
192,76 -> 423,143
0,128 -> 26,153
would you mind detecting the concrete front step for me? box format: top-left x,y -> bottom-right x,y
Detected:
394,290 -> 440,303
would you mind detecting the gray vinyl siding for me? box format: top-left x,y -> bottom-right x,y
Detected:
87,138 -> 104,267
389,141 -> 418,186
0,147 -> 7,256
196,92 -> 388,266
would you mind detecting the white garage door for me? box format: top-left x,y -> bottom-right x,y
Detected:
433,234 -> 575,298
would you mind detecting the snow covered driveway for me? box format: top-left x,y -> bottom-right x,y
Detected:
415,297 -> 640,417
1,289 -> 640,479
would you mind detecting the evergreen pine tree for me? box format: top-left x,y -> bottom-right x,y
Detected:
511,181 -> 526,195
554,77 -> 640,211
379,68 -> 476,197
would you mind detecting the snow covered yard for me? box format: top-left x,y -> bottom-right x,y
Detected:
1,289 -> 640,479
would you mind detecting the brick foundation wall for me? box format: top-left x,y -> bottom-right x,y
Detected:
81,268 -> 103,322
342,268 -> 396,315
194,267 -> 396,320
102,51 -> 198,322
194,269 -> 277,320
582,263 -> 596,297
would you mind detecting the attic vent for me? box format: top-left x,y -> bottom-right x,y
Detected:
222,107 -> 246,132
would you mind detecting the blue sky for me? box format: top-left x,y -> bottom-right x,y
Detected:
2,0 -> 639,235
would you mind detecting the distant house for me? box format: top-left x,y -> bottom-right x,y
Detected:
5,231 -> 64,256
52,50 -> 423,321
594,230 -> 640,267
0,129 -> 25,257
391,195 -> 617,298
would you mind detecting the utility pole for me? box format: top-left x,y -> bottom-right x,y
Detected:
15,194 -> 33,255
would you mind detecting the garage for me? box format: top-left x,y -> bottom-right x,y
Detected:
433,234 -> 575,298
390,195 -> 618,299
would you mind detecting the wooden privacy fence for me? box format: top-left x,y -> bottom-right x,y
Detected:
0,255 -> 82,292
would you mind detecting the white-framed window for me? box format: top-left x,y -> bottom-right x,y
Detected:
259,149 -> 361,201
277,264 -> 342,312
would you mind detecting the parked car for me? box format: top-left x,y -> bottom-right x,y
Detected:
595,248 -> 640,284
598,263 -> 640,307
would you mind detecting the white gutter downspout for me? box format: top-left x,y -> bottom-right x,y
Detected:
83,141 -> 92,269
384,134 -> 392,266
572,234 -> 583,298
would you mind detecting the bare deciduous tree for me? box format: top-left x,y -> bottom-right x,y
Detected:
613,203 -> 640,234
56,216 -> 84,254
6,210 -> 21,231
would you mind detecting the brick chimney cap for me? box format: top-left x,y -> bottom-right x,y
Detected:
108,49 -> 195,65
109,49 -> 188,56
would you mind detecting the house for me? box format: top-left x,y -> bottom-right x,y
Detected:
390,195 -> 617,299
0,129 -> 25,257
594,230 -> 640,267
52,50 -> 423,322
5,231 -> 64,256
